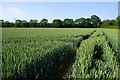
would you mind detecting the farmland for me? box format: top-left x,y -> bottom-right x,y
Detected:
2,28 -> 119,79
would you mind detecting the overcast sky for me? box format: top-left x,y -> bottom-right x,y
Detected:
1,2 -> 118,22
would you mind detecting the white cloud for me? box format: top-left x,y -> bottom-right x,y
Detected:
6,7 -> 23,16
2,7 -> 24,21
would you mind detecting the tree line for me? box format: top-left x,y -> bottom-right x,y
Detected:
0,15 -> 119,28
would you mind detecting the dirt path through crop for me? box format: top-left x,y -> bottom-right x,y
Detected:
60,30 -> 97,79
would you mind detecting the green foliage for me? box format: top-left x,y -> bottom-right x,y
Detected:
115,16 -> 120,28
52,19 -> 63,28
103,29 -> 118,53
90,29 -> 104,38
40,18 -> 49,27
2,28 -> 94,79
91,15 -> 101,28
63,18 -> 75,27
70,30 -> 119,78
15,19 -> 22,27
2,28 -> 94,38
103,29 -> 120,68
0,14 -> 102,28
101,19 -> 117,28
29,19 -> 39,27
2,38 -> 74,79
2,28 -> 119,79
75,17 -> 86,28
21,20 -> 29,27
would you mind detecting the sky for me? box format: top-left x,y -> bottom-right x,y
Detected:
1,2 -> 118,23
1,0 -> 120,2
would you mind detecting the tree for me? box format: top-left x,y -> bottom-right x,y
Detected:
63,18 -> 75,28
75,18 -> 86,28
15,19 -> 22,27
10,22 -> 15,27
52,19 -> 63,28
3,21 -> 11,27
101,20 -> 110,28
109,20 -> 116,25
116,16 -> 120,28
91,15 -> 101,28
40,18 -> 48,27
85,18 -> 93,28
1,20 -> 15,28
21,20 -> 29,27
29,19 -> 38,27
101,19 -> 116,27
0,19 -> 4,27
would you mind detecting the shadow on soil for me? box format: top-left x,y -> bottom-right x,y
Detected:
3,45 -> 76,80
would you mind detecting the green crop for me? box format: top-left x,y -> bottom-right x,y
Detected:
2,28 -> 119,79
70,30 -> 119,79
